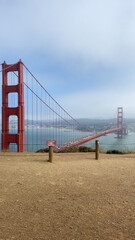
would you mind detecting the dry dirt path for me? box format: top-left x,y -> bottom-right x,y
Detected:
0,152 -> 135,240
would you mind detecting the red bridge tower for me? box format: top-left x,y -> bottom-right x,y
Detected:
1,60 -> 25,152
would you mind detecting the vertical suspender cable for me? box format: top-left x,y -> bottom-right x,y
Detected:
32,75 -> 33,152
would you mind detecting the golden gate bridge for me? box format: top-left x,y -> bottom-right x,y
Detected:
0,60 -> 127,152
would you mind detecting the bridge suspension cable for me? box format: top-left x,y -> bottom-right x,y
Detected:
23,63 -> 82,127
12,62 -> 87,152
0,60 -> 125,152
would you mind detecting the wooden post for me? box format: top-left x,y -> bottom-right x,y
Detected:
49,146 -> 53,162
46,141 -> 56,163
95,140 -> 99,160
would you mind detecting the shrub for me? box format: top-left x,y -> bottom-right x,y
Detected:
36,148 -> 49,153
58,146 -> 79,153
79,146 -> 94,152
106,149 -> 124,154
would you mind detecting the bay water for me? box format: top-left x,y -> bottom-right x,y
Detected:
1,128 -> 135,152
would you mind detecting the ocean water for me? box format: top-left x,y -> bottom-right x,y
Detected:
1,129 -> 135,152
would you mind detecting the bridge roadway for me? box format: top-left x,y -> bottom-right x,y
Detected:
55,127 -> 123,152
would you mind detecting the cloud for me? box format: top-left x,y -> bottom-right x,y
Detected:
57,84 -> 135,119
1,0 -> 135,67
0,1 -> 135,119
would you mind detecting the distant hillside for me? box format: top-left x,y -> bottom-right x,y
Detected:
76,118 -> 135,132
23,118 -> 135,132
2,118 -> 135,132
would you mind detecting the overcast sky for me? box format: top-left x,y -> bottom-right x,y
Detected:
0,0 -> 135,119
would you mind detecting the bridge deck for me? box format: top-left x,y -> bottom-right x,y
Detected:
55,127 -> 123,152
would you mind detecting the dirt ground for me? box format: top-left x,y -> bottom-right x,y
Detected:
0,152 -> 135,240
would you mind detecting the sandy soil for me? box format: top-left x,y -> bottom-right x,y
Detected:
0,152 -> 135,240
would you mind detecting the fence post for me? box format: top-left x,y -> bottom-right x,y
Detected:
49,146 -> 53,162
95,140 -> 99,160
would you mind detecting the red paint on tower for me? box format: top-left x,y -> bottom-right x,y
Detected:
1,60 -> 25,152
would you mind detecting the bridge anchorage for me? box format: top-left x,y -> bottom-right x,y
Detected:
0,60 -> 127,152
